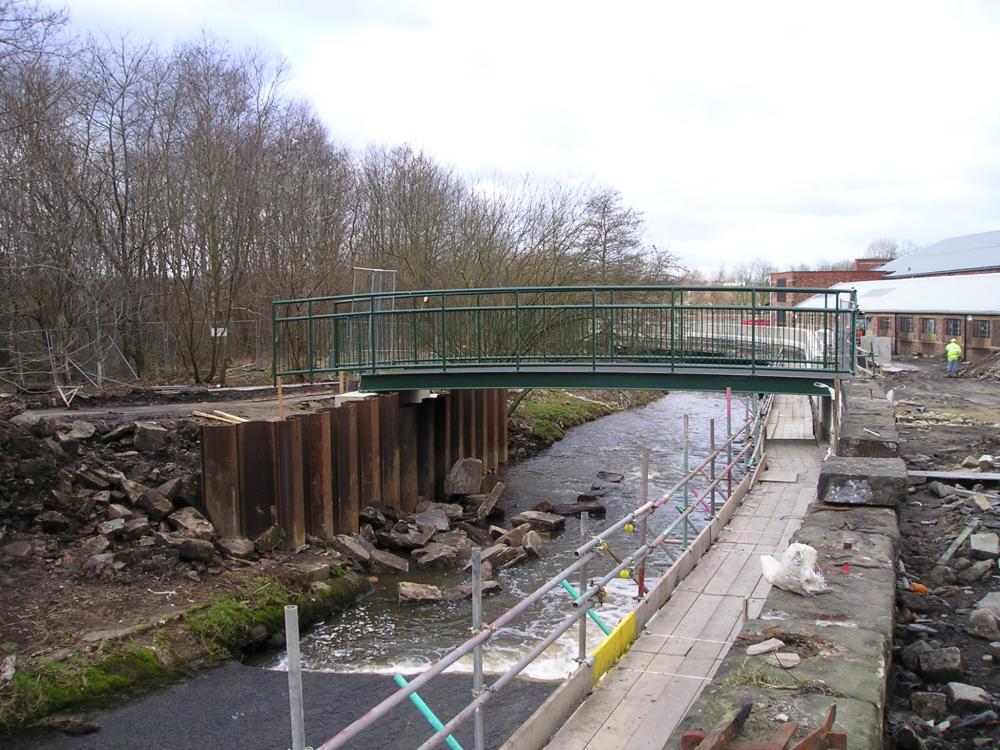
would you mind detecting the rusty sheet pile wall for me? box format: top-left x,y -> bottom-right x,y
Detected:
200,389 -> 508,550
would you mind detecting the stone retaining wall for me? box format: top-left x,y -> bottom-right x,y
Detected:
664,380 -> 900,750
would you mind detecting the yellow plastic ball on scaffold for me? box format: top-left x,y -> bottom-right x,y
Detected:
624,523 -> 635,534
619,570 -> 631,579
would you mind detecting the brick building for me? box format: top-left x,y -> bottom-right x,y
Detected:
797,273 -> 1000,361
769,259 -> 886,325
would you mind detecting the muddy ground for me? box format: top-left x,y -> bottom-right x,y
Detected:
883,360 -> 1000,749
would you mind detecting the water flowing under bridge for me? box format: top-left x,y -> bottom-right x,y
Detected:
272,285 -> 857,396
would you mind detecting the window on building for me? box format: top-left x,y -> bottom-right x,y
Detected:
921,318 -> 936,335
775,279 -> 786,303
878,317 -> 890,332
945,319 -> 962,337
974,320 -> 991,338
899,317 -> 913,333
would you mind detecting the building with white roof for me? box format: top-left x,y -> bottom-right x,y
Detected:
797,272 -> 1000,361
877,229 -> 1000,278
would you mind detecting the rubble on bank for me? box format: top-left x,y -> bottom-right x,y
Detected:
883,366 -> 1000,750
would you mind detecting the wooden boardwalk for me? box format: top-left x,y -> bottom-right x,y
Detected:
545,396 -> 822,750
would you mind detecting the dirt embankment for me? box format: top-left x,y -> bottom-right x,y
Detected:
883,362 -> 1000,749
0,386 -> 658,735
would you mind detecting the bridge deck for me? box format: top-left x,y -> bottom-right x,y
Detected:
544,396 -> 822,750
359,366 -> 841,396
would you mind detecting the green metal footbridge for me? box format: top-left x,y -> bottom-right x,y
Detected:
272,285 -> 857,395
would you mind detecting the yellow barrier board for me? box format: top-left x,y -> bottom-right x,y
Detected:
591,612 -> 637,684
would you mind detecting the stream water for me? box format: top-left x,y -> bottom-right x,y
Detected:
269,391 -> 748,680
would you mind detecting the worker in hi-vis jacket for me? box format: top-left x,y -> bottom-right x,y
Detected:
945,338 -> 963,376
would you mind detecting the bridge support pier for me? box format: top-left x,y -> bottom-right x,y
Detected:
817,395 -> 833,442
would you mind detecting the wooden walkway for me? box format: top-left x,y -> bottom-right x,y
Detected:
545,396 -> 822,750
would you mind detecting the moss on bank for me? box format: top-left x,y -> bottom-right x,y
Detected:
0,569 -> 370,731
509,389 -> 663,452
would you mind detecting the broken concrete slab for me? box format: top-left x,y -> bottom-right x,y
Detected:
746,637 -> 784,656
947,682 -> 992,711
817,456 -> 907,507
398,581 -> 443,604
970,532 -> 1000,559
443,457 -> 483,496
919,647 -> 963,682
509,510 -> 566,532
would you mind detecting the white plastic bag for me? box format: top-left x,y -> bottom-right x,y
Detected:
760,543 -> 830,596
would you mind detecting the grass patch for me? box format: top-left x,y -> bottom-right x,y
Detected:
0,644 -> 170,728
1,568 -> 363,731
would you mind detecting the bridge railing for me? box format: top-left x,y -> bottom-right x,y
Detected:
272,285 -> 856,382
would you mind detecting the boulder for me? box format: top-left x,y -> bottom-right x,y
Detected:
977,592 -> 1000,611
59,421 -> 96,442
137,488 -> 174,521
970,532 -> 1000,559
911,691 -> 948,721
217,536 -> 255,558
168,507 -> 214,540
178,538 -> 215,562
330,534 -> 373,567
433,530 -> 473,550
1,540 -> 33,559
523,530 -> 544,557
398,581 -> 443,604
377,521 -> 436,551
958,559 -> 994,584
74,469 -> 110,491
475,482 -> 504,521
117,477 -> 148,504
456,522 -> 495,547
288,561 -> 330,583
443,580 -> 500,602
444,458 -> 484,496
413,543 -> 463,569
597,470 -> 624,483
747,638 -> 785,656
254,525 -> 285,553
496,523 -> 532,548
762,652 -> 801,669
947,682 -> 993,712
410,508 -> 450,533
359,506 -> 388,529
370,548 -> 409,573
101,423 -> 134,443
107,504 -> 132,520
122,517 -> 151,540
82,552 -> 114,576
967,609 -> 1000,641
919,647 -> 963,682
480,543 -> 522,568
79,535 -> 110,556
155,477 -> 185,502
8,411 -> 40,428
97,517 -> 126,538
509,510 -> 566,532
133,421 -> 168,451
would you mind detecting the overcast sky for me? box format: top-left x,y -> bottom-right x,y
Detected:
67,1 -> 1000,274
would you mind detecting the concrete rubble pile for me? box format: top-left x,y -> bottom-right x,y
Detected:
0,398 -> 247,582
891,474 -> 1000,749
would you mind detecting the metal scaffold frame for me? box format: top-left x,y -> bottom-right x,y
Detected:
306,387 -> 771,750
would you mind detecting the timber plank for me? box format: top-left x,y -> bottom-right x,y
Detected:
305,411 -> 335,540
379,392 -> 401,511
399,404 -> 419,513
335,403 -> 360,534
276,418 -> 306,550
357,397 -> 381,505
